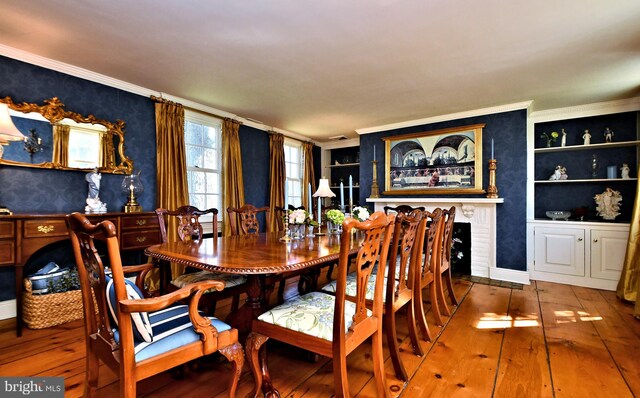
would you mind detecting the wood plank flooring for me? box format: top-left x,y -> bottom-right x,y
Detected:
0,278 -> 638,397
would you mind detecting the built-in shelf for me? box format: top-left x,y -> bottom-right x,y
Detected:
327,162 -> 360,168
534,178 -> 637,183
534,140 -> 640,153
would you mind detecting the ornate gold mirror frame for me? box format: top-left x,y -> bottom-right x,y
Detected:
0,96 -> 133,174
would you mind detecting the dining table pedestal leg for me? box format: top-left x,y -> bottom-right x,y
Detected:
225,274 -> 268,336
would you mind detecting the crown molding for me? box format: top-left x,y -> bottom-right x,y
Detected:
530,97 -> 640,123
355,101 -> 533,135
0,44 -> 315,144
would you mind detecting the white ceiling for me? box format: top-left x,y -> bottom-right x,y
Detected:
0,1 -> 639,141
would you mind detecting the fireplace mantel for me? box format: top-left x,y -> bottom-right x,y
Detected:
366,197 -> 509,281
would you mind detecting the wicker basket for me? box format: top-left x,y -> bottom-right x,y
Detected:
23,278 -> 85,329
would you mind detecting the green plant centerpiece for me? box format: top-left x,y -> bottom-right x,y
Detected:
325,209 -> 345,235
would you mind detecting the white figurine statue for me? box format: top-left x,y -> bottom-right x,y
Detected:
549,165 -> 563,181
621,163 -> 630,179
582,129 -> 591,145
85,169 -> 107,213
594,188 -> 621,220
560,129 -> 567,147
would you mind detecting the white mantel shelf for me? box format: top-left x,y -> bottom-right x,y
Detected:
366,197 -> 504,204
365,196 -> 528,285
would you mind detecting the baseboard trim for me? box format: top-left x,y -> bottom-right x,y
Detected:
0,300 -> 16,321
490,267 -> 531,285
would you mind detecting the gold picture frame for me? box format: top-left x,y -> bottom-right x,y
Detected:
382,124 -> 485,195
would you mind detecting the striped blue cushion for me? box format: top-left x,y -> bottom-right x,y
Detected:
106,276 -> 153,343
113,304 -> 231,362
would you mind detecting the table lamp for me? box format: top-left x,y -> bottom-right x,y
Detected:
312,178 -> 336,234
0,103 -> 25,216
0,103 -> 26,160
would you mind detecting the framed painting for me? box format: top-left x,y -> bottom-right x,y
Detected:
382,124 -> 485,195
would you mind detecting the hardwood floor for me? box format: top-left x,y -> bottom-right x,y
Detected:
0,277 -> 638,397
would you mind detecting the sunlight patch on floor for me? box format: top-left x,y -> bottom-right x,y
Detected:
553,310 -> 603,323
475,312 -> 540,329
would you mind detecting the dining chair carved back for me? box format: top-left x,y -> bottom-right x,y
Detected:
155,206 -> 246,315
436,206 -> 459,315
415,208 -> 445,342
227,204 -> 270,235
322,209 -> 425,381
66,212 -> 243,398
246,211 -> 395,398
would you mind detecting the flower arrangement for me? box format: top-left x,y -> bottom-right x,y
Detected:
325,209 -> 345,225
351,206 -> 370,222
540,131 -> 559,147
288,209 -> 308,225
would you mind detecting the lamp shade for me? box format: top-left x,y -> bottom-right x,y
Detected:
312,178 -> 336,198
0,103 -> 25,142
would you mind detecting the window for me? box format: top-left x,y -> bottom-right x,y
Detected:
284,140 -> 303,207
184,111 -> 222,230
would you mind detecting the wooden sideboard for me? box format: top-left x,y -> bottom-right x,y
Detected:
0,212 -> 161,336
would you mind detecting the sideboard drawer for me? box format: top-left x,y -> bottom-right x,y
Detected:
0,241 -> 14,265
121,215 -> 159,230
0,221 -> 15,239
120,229 -> 161,250
23,220 -> 68,238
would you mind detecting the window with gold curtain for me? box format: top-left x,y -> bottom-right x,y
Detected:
221,118 -> 245,236
154,98 -> 189,284
302,141 -> 316,214
51,124 -> 69,166
268,133 -> 285,231
617,173 -> 640,318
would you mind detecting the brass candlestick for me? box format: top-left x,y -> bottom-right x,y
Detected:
370,160 -> 380,198
487,159 -> 498,198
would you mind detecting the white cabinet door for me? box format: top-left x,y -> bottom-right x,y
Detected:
590,229 -> 628,281
534,227 -> 585,276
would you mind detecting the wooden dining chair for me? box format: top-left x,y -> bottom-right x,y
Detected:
415,208 -> 445,342
227,204 -> 270,235
436,206 -> 459,316
246,212 -> 395,398
320,209 -> 425,381
155,206 -> 247,315
66,212 -> 243,398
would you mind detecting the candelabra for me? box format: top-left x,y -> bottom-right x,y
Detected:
280,210 -> 292,242
486,159 -> 498,198
370,159 -> 380,198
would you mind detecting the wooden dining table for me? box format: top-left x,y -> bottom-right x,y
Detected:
144,231 -> 360,334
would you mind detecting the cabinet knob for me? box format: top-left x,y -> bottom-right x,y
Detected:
577,238 -> 583,242
593,239 -> 598,243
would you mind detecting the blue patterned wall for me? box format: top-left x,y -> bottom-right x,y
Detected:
359,109 -> 528,271
0,55 -> 156,300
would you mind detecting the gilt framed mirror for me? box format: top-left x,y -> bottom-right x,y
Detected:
0,96 -> 133,174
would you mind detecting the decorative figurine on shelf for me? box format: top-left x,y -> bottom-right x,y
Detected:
594,187 -> 622,220
85,168 -> 107,213
621,163 -> 630,179
582,129 -> 591,145
560,129 -> 567,147
549,165 -> 564,180
559,166 -> 568,180
604,127 -> 614,143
